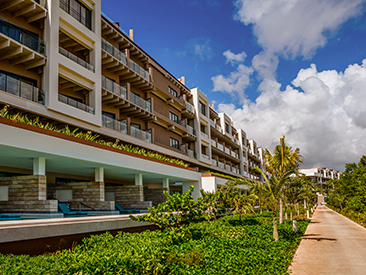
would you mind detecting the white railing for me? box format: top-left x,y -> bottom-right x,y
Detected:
202,154 -> 210,161
0,73 -> 45,105
101,38 -> 127,65
217,143 -> 224,151
130,126 -> 151,143
212,159 -> 217,166
187,125 -> 196,136
211,139 -> 217,147
129,59 -> 150,81
58,94 -> 94,114
59,47 -> 94,72
218,161 -> 225,169
130,92 -> 151,112
101,76 -> 127,99
188,149 -> 196,159
231,151 -> 236,158
186,101 -> 196,114
102,115 -> 127,134
201,131 -> 209,139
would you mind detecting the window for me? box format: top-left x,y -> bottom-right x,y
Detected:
200,124 -> 206,133
225,123 -> 230,133
168,87 -> 177,97
199,102 -> 206,116
170,137 -> 179,149
201,145 -> 207,155
60,0 -> 92,30
169,112 -> 178,123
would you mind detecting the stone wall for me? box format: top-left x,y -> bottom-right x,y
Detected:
105,185 -> 145,209
144,188 -> 168,207
0,175 -> 57,212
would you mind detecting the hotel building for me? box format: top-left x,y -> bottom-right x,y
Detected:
0,0 -> 265,213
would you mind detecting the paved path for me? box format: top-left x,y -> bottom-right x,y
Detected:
290,206 -> 366,274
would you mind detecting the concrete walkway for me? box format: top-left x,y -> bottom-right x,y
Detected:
290,206 -> 366,274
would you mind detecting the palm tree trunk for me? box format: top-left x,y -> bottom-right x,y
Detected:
273,213 -> 279,241
279,199 -> 283,224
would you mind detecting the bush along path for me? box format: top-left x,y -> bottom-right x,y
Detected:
0,213 -> 309,275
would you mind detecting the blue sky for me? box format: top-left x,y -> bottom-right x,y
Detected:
102,0 -> 366,170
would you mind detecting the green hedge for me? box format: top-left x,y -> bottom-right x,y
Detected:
0,213 -> 309,275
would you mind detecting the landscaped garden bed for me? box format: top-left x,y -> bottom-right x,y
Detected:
0,213 -> 309,275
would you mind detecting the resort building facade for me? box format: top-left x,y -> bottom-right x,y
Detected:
0,0 -> 265,213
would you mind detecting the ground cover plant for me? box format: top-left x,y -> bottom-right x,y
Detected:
0,105 -> 188,168
0,213 -> 309,275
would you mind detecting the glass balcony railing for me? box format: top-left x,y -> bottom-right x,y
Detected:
211,139 -> 217,147
58,94 -> 94,114
217,143 -> 224,151
129,59 -> 150,81
101,76 -> 126,99
101,38 -> 127,65
216,124 -> 222,132
102,115 -> 127,134
218,161 -> 225,169
210,119 -> 215,128
201,131 -> 209,139
130,92 -> 151,112
212,159 -> 217,166
187,125 -> 196,136
202,154 -> 210,161
130,126 -> 152,143
180,119 -> 187,128
60,0 -> 91,30
101,11 -> 128,36
0,20 -> 46,55
0,73 -> 45,105
231,151 -> 236,158
232,167 -> 237,174
225,164 -> 231,171
59,47 -> 94,72
186,101 -> 196,114
225,147 -> 230,155
188,149 -> 197,159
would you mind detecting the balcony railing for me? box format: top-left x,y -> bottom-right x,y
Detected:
210,119 -> 215,128
211,139 -> 217,147
0,20 -> 46,55
225,147 -> 230,155
129,59 -> 150,81
130,92 -> 151,112
216,124 -> 222,132
217,143 -> 224,151
231,151 -> 236,158
101,38 -> 127,65
102,115 -> 127,134
225,164 -> 231,171
232,167 -> 237,174
212,159 -> 217,167
188,149 -> 197,159
180,119 -> 187,128
0,73 -> 45,105
202,154 -> 210,161
101,11 -> 128,36
58,94 -> 94,114
218,161 -> 225,169
186,101 -> 196,114
201,131 -> 209,139
60,0 -> 91,30
187,125 -> 196,136
101,76 -> 126,99
59,47 -> 94,72
131,126 -> 152,143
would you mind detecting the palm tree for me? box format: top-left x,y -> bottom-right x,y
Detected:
264,136 -> 303,223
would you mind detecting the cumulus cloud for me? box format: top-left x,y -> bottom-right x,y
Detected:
218,61 -> 366,171
234,0 -> 364,59
223,50 -> 247,65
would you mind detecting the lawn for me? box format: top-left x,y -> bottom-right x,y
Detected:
0,212 -> 308,275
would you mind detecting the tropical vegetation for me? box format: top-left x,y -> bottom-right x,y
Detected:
0,105 -> 189,168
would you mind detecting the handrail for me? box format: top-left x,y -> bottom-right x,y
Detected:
130,92 -> 151,112
60,0 -> 91,30
101,76 -> 127,99
59,47 -> 94,72
58,94 -> 95,114
129,59 -> 150,81
101,38 -> 127,65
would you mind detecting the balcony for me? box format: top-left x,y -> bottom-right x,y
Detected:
102,76 -> 126,99
0,73 -> 45,105
59,47 -> 94,72
129,59 -> 150,81
130,126 -> 152,143
102,115 -> 127,134
187,125 -> 196,136
217,143 -> 224,151
201,131 -> 209,139
211,139 -> 217,147
59,0 -> 92,30
210,119 -> 215,128
202,154 -> 210,161
130,92 -> 151,112
58,93 -> 94,114
0,0 -> 47,23
0,20 -> 46,69
188,149 -> 197,159
232,167 -> 237,174
225,147 -> 230,155
218,161 -> 225,169
186,102 -> 195,114
101,38 -> 127,65
225,164 -> 231,171
231,151 -> 237,158
212,159 -> 217,166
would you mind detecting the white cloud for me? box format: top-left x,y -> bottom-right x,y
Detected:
223,50 -> 247,65
189,37 -> 213,61
218,61 -> 366,171
234,0 -> 364,59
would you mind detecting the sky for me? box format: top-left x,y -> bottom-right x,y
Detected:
102,0 -> 366,171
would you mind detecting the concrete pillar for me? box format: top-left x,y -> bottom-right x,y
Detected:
135,174 -> 143,186
183,180 -> 201,200
163,178 -> 169,192
95,167 -> 104,182
33,157 -> 46,175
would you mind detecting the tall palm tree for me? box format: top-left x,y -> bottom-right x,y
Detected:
264,136 -> 303,223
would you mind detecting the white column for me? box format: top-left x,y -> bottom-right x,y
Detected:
183,180 -> 201,200
95,167 -> 104,182
163,178 -> 169,191
135,174 -> 143,186
33,157 -> 46,175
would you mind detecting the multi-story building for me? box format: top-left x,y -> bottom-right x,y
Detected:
0,0 -> 265,213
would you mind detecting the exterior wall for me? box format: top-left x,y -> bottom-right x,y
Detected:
144,188 -> 168,207
48,181 -> 105,202
105,185 -> 144,209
